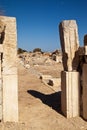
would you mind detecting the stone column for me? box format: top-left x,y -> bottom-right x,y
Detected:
0,42 -> 4,121
0,53 -> 2,120
59,20 -> 79,71
59,20 -> 80,118
0,16 -> 18,122
61,71 -> 80,118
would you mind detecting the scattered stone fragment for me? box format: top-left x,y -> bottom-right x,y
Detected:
48,78 -> 61,87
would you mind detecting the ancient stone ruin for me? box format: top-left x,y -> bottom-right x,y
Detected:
0,16 -> 86,123
59,20 -> 87,120
0,16 -> 18,122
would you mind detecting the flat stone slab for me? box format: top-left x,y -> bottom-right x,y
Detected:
47,78 -> 61,92
40,75 -> 61,92
40,75 -> 52,80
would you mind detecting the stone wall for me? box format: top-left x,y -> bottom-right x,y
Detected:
0,16 -> 18,122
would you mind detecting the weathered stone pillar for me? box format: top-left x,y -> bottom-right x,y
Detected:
82,35 -> 87,120
59,20 -> 80,118
61,71 -> 80,118
0,19 -> 5,121
0,16 -> 18,122
59,20 -> 79,71
0,53 -> 2,120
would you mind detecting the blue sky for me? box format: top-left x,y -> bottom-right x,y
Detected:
0,0 -> 87,52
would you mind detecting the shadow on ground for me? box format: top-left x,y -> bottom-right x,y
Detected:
27,90 -> 61,114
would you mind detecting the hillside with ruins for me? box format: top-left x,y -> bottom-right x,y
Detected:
0,48 -> 87,129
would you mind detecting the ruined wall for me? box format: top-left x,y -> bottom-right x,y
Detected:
0,16 -> 18,122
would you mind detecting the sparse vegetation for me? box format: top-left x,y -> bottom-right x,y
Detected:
33,48 -> 42,53
17,48 -> 27,54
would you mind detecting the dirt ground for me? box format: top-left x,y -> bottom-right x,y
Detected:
0,62 -> 87,130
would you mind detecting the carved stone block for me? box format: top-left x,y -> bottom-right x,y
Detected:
61,71 -> 80,118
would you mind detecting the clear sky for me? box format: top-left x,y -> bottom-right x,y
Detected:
0,0 -> 87,52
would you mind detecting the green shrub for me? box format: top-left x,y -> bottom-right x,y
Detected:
17,48 -> 27,54
33,48 -> 42,53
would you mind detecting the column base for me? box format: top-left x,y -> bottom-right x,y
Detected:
61,71 -> 80,118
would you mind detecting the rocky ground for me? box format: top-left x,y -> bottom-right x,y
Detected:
0,51 -> 87,130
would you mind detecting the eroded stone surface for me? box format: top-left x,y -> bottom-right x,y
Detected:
61,71 -> 80,118
59,20 -> 79,71
0,19 -> 6,44
0,16 -> 18,122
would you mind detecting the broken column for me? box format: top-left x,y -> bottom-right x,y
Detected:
0,16 -> 18,122
59,20 -> 80,118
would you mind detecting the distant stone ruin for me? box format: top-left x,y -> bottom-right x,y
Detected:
0,16 -> 18,122
59,20 -> 87,120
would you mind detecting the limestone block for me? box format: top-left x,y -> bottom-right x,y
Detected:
59,20 -> 79,71
40,75 -> 52,80
61,71 -> 80,118
82,64 -> 87,120
2,67 -> 17,75
48,78 -> 61,86
0,16 -> 18,122
0,78 -> 2,120
0,54 -> 2,120
3,75 -> 18,122
48,78 -> 61,92
0,83 -> 2,120
0,16 -> 17,74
